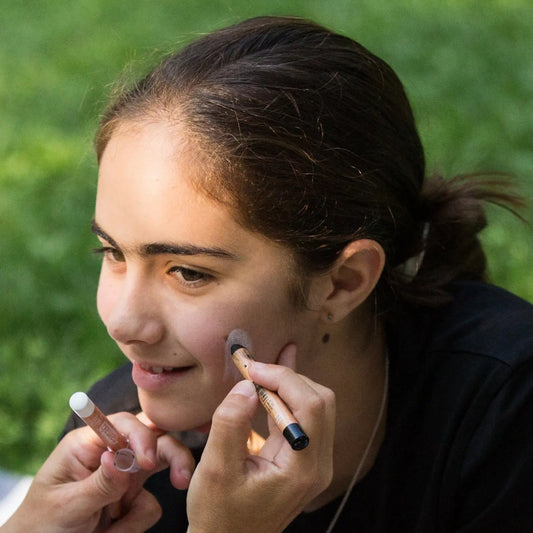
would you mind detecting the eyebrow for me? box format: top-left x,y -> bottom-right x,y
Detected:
90,219 -> 238,260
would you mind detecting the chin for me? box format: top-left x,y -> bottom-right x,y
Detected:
138,392 -> 211,433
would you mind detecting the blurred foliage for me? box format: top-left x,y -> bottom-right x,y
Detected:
1,0 -> 532,474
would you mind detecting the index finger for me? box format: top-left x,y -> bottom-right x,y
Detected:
105,412 -> 160,471
248,361 -> 336,458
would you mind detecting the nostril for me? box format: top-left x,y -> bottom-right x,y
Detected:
107,316 -> 164,345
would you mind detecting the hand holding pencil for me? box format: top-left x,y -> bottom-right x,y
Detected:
3,397 -> 195,532
186,342 -> 336,533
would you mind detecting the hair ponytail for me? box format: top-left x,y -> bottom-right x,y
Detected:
385,173 -> 527,308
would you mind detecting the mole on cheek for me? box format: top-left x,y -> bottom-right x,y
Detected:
322,333 -> 330,344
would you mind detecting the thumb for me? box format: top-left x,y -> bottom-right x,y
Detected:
202,380 -> 258,470
70,451 -> 131,513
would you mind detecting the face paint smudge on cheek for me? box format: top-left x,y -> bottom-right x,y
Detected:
223,328 -> 254,383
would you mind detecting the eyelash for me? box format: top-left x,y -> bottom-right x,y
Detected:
93,246 -> 124,262
93,247 -> 213,288
168,266 -> 213,287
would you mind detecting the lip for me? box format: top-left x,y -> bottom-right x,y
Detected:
131,361 -> 194,392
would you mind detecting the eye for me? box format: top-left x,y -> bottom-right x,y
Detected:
93,246 -> 125,263
168,266 -> 213,287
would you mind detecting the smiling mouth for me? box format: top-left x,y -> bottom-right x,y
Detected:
140,364 -> 190,374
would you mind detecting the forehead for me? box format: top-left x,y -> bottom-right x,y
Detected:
97,122 -> 226,234
95,121 -> 295,267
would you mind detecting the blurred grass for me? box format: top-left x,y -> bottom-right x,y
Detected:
1,0 -> 532,474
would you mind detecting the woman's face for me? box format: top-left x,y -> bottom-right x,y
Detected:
94,121 -> 322,431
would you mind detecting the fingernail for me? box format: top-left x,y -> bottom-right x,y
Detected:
232,379 -> 257,398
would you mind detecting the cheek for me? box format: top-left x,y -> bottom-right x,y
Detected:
171,300 -> 250,374
171,291 -> 298,372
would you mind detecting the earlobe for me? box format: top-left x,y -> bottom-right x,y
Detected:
322,240 -> 385,322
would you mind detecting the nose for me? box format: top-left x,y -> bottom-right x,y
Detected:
100,272 -> 165,346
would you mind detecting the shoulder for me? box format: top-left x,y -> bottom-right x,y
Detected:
385,281 -> 533,458
379,283 -> 533,530
387,281 -> 533,390
395,281 -> 533,473
429,281 -> 533,369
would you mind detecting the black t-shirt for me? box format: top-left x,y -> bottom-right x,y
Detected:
62,282 -> 533,532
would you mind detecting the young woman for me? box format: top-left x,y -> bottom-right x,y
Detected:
5,16 -> 533,532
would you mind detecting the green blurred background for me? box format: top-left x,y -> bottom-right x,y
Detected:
1,0 -> 532,474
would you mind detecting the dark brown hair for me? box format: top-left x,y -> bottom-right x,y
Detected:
95,16 -> 524,310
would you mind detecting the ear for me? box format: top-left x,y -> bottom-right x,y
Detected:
320,239 -> 385,323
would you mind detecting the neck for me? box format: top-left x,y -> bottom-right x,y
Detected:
300,306 -> 388,511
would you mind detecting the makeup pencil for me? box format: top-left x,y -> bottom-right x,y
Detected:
69,391 -> 139,472
227,330 -> 309,451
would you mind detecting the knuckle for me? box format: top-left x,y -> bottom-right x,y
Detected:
278,365 -> 294,380
307,386 -> 336,419
306,392 -> 328,415
212,401 -> 244,428
322,387 -> 336,410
